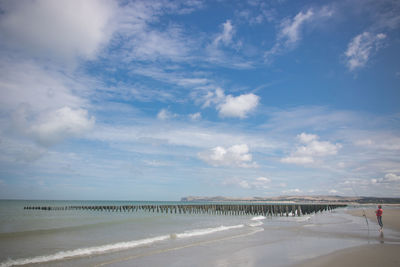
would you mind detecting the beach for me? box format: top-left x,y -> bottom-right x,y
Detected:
1,201 -> 400,267
297,207 -> 400,267
347,206 -> 400,232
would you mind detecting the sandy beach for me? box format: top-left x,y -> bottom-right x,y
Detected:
297,207 -> 400,267
2,202 -> 400,267
62,207 -> 400,267
347,206 -> 400,232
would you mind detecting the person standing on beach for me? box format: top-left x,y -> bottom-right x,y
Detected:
375,205 -> 383,231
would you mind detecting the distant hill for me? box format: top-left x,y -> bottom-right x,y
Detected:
181,195 -> 400,204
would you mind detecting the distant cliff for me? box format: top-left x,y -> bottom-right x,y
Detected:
181,195 -> 400,204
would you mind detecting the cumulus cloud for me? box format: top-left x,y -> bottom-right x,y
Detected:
218,93 -> 259,118
281,133 -> 342,165
198,144 -> 256,167
345,32 -> 387,71
202,88 -> 260,118
157,109 -> 177,120
12,106 -> 95,146
371,173 -> 400,184
0,0 -> 117,62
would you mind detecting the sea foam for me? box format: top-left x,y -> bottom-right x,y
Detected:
251,216 -> 266,221
175,224 -> 244,238
0,224 -> 244,267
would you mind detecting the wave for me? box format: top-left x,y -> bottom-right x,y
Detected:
175,224 -> 244,238
0,224 -> 244,267
251,216 -> 266,221
293,216 -> 311,222
0,235 -> 170,267
248,221 -> 263,227
248,216 -> 266,227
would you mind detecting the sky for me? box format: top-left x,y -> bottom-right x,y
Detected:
0,0 -> 399,200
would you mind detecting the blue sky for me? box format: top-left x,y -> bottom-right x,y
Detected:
0,0 -> 399,200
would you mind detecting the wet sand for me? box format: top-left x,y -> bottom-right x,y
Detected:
296,243 -> 400,267
68,208 -> 399,267
28,208 -> 400,267
347,207 -> 400,232
297,208 -> 400,267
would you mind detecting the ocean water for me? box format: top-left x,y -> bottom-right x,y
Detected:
0,200 -> 263,266
1,200 -> 399,267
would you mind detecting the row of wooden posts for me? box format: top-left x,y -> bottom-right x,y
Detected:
24,204 -> 346,216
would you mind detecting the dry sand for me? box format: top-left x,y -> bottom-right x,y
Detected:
296,208 -> 400,267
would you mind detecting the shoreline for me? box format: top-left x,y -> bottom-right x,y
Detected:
2,202 -> 400,267
296,208 -> 400,267
347,207 -> 400,232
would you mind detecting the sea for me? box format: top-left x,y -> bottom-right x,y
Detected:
0,200 -> 398,267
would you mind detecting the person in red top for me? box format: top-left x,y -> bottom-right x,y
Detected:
375,205 -> 383,231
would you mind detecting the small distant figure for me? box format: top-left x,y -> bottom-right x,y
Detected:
375,205 -> 383,231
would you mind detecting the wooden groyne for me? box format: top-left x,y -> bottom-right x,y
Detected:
23,204 -> 346,216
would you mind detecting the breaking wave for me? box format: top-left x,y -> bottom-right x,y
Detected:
0,224 -> 244,267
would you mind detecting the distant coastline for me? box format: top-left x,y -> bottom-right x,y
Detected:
181,195 -> 400,204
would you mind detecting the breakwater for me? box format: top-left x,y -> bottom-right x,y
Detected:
23,204 -> 346,216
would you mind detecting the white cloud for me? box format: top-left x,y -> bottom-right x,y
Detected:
282,188 -> 302,194
213,20 -> 235,46
189,112 -> 202,120
0,137 -> 47,163
0,0 -> 117,62
281,133 -> 341,165
142,160 -> 169,167
344,32 -> 386,71
10,105 -> 94,147
354,136 -> 400,151
128,26 -> 192,61
238,180 -> 251,189
201,88 -> 260,118
371,173 -> 400,184
202,88 -> 226,108
297,132 -> 318,143
252,177 -> 272,189
329,189 -> 338,194
218,93 -> 260,118
0,57 -> 97,148
279,9 -> 314,47
223,176 -> 271,189
265,7 -> 333,60
157,109 -> 177,120
281,156 -> 314,164
113,1 -> 203,63
0,61 -> 87,113
198,144 -> 256,168
29,107 -> 95,146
